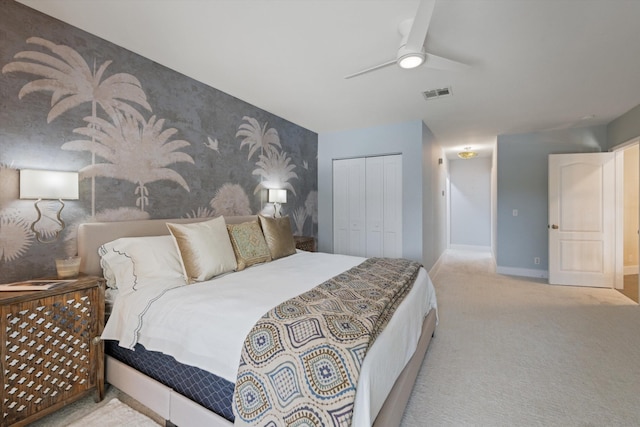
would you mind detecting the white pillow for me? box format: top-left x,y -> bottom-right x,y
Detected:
98,235 -> 184,291
166,216 -> 237,283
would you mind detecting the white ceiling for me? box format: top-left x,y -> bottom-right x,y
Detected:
16,0 -> 640,158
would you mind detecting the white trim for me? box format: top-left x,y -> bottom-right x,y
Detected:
448,244 -> 491,252
610,136 -> 640,289
496,265 -> 548,279
613,140 -> 640,291
610,136 -> 640,152
614,150 -> 625,290
428,251 -> 445,278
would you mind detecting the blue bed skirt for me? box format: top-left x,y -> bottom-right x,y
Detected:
105,340 -> 235,421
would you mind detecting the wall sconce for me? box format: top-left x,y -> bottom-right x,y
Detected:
268,189 -> 287,218
19,169 -> 79,243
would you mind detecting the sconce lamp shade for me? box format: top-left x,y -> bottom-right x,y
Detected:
20,169 -> 79,200
268,189 -> 287,204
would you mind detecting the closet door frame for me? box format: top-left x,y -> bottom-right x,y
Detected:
333,154 -> 402,258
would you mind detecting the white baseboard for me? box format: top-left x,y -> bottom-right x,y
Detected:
496,265 -> 548,279
448,244 -> 492,252
429,251 -> 446,278
624,265 -> 639,275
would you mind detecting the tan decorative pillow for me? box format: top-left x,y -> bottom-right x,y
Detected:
259,215 -> 296,260
227,220 -> 272,271
166,216 -> 237,283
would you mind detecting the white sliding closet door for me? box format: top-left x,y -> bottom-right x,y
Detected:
333,155 -> 402,258
333,160 -> 350,255
382,155 -> 402,257
333,158 -> 366,257
366,157 -> 384,257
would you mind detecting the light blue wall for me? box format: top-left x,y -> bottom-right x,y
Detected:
422,122 -> 447,269
450,157 -> 492,247
491,140 -> 498,260
318,120 -> 442,267
608,104 -> 640,147
496,125 -> 607,276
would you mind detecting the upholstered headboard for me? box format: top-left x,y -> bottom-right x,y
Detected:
77,215 -> 257,276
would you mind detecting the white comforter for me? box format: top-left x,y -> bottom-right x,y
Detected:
102,251 -> 437,425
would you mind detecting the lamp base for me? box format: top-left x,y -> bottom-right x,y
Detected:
31,198 -> 65,243
273,202 -> 282,218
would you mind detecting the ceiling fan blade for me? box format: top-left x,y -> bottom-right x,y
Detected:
344,58 -> 397,79
404,0 -> 436,52
423,52 -> 468,71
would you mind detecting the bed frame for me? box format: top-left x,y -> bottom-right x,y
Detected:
77,216 -> 436,427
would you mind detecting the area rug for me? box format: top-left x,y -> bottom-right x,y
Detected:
67,398 -> 159,427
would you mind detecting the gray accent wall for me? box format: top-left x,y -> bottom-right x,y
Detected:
318,120 -> 446,269
496,125 -> 607,276
0,1 -> 317,282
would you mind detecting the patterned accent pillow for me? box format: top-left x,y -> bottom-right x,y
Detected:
227,220 -> 272,271
258,215 -> 296,260
166,216 -> 237,283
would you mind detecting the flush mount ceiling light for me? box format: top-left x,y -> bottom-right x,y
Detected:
457,147 -> 478,159
397,50 -> 425,69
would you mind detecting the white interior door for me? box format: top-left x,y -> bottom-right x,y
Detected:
548,153 -> 615,287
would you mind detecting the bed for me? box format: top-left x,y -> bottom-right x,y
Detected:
77,215 -> 437,427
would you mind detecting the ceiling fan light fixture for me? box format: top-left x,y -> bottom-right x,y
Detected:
457,147 -> 477,159
398,52 -> 425,69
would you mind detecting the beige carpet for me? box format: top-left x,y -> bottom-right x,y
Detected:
66,398 -> 158,427
401,249 -> 640,426
28,387 -> 164,427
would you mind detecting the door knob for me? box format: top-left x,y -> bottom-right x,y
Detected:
551,224 -> 559,229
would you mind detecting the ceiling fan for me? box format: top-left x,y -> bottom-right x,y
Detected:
345,0 -> 466,79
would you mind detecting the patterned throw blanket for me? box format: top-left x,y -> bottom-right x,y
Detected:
232,257 -> 422,426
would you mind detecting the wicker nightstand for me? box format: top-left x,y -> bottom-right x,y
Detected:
294,235 -> 316,252
0,276 -> 105,426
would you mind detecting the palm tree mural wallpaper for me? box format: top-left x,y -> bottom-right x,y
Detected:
237,116 -> 299,196
63,113 -> 195,212
0,2 -> 318,283
2,36 -> 153,218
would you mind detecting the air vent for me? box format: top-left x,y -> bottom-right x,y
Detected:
422,87 -> 452,101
